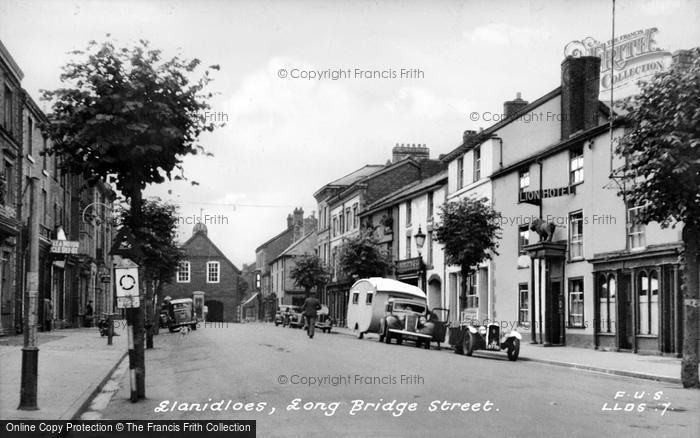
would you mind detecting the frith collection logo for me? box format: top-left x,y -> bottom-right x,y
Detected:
564,28 -> 672,95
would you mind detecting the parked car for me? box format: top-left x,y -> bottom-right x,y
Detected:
451,322 -> 521,361
274,305 -> 293,326
168,298 -> 198,332
287,306 -> 304,328
315,305 -> 333,333
380,299 -> 448,349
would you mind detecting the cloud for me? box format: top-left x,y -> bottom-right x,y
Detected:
463,23 -> 551,47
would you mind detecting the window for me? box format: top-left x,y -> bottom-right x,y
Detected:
352,203 -> 358,229
518,283 -> 529,326
473,146 -> 481,181
568,278 -> 584,327
518,225 -> 529,254
427,232 -> 433,266
569,211 -> 583,259
42,137 -> 47,169
3,85 -> 13,131
405,201 -> 412,226
366,292 -> 373,305
41,189 -> 47,225
569,147 -> 584,184
457,156 -> 464,189
466,274 -> 478,308
332,216 -> 337,237
345,208 -> 351,232
339,213 -> 344,234
3,160 -> 14,205
627,205 -> 646,249
26,117 -> 33,155
405,236 -> 411,258
207,261 -> 220,283
598,274 -> 616,333
176,261 -> 191,283
352,292 -> 359,304
427,192 -> 434,220
637,270 -> 659,335
519,169 -> 530,190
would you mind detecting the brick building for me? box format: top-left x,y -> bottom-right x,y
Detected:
165,223 -> 242,322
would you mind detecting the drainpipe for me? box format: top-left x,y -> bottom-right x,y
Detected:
491,135 -> 504,169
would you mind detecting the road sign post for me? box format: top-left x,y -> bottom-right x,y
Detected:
114,253 -> 142,402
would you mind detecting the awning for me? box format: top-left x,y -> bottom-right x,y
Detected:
241,292 -> 260,308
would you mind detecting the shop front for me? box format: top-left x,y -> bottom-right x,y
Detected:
591,244 -> 683,356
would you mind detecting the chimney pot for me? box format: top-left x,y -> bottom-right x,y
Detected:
560,56 -> 601,140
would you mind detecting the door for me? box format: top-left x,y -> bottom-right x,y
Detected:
617,273 -> 633,350
548,280 -> 563,345
205,300 -> 224,322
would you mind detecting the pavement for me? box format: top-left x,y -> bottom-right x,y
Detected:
0,321 -> 694,424
332,326 -> 690,385
0,324 -> 128,420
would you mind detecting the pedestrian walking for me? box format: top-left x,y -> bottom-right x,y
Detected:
301,292 -> 321,339
85,300 -> 94,327
43,298 -> 53,332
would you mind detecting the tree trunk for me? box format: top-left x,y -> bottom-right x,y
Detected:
129,189 -> 146,398
145,280 -> 154,349
459,266 -> 470,316
681,221 -> 700,388
153,280 -> 163,336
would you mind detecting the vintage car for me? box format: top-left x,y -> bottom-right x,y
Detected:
379,299 -> 447,349
274,305 -> 295,326
315,305 -> 333,333
287,306 -> 305,328
451,322 -> 521,361
168,298 -> 198,332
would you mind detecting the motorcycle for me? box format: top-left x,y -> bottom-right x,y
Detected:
97,315 -> 111,337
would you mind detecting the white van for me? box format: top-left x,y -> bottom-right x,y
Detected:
346,277 -> 427,339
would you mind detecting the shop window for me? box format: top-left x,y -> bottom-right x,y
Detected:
207,261 -> 220,283
637,270 -> 659,335
518,283 -> 529,327
627,205 -> 646,249
176,261 -> 191,283
598,274 -> 615,333
568,278 -> 584,327
569,211 -> 583,259
569,147 -> 584,185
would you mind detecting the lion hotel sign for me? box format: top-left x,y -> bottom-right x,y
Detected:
564,28 -> 672,99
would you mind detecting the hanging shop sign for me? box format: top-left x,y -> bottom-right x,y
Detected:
518,185 -> 576,206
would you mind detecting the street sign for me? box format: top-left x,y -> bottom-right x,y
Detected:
50,240 -> 79,254
116,265 -> 140,308
110,226 -> 144,261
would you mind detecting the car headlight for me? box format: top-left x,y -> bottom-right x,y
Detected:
478,326 -> 487,335
419,316 -> 427,325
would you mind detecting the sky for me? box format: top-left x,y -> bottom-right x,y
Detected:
1,0 -> 698,267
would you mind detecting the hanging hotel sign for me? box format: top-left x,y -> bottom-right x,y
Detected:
50,240 -> 79,254
519,185 -> 576,206
564,28 -> 672,98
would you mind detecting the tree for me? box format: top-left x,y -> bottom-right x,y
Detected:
615,50 -> 700,388
337,231 -> 391,280
433,196 -> 502,311
41,37 -> 222,399
119,198 -> 182,345
290,254 -> 330,296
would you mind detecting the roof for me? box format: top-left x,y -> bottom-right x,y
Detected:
351,277 -> 426,299
441,87 -> 562,163
0,39 -> 24,83
361,171 -> 448,217
313,165 -> 384,199
255,227 -> 293,253
180,232 -> 242,274
272,230 -> 317,262
241,292 -> 260,307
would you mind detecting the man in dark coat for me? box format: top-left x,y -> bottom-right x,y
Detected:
301,292 -> 322,339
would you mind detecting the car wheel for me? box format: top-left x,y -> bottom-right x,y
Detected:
463,332 -> 474,356
507,339 -> 520,361
275,321 -> 280,326
396,335 -> 403,345
168,327 -> 175,333
191,323 -> 197,331
384,329 -> 391,344
424,339 -> 431,350
415,339 -> 422,348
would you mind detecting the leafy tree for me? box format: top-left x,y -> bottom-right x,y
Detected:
40,38 -> 221,397
119,198 -> 182,343
290,254 -> 330,296
434,196 -> 502,310
615,50 -> 700,388
337,231 -> 391,280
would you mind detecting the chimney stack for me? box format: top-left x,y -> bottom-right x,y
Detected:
560,56 -> 601,139
462,130 -> 477,144
503,92 -> 529,118
392,143 -> 430,163
292,207 -> 304,241
287,214 -> 293,229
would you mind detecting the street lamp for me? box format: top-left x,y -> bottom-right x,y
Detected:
414,226 -> 427,293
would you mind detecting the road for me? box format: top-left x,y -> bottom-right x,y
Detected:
98,323 -> 699,438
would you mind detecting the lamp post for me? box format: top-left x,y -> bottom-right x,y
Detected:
414,226 -> 427,292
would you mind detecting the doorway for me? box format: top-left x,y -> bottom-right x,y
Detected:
205,300 -> 224,322
546,279 -> 564,345
617,274 -> 633,350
